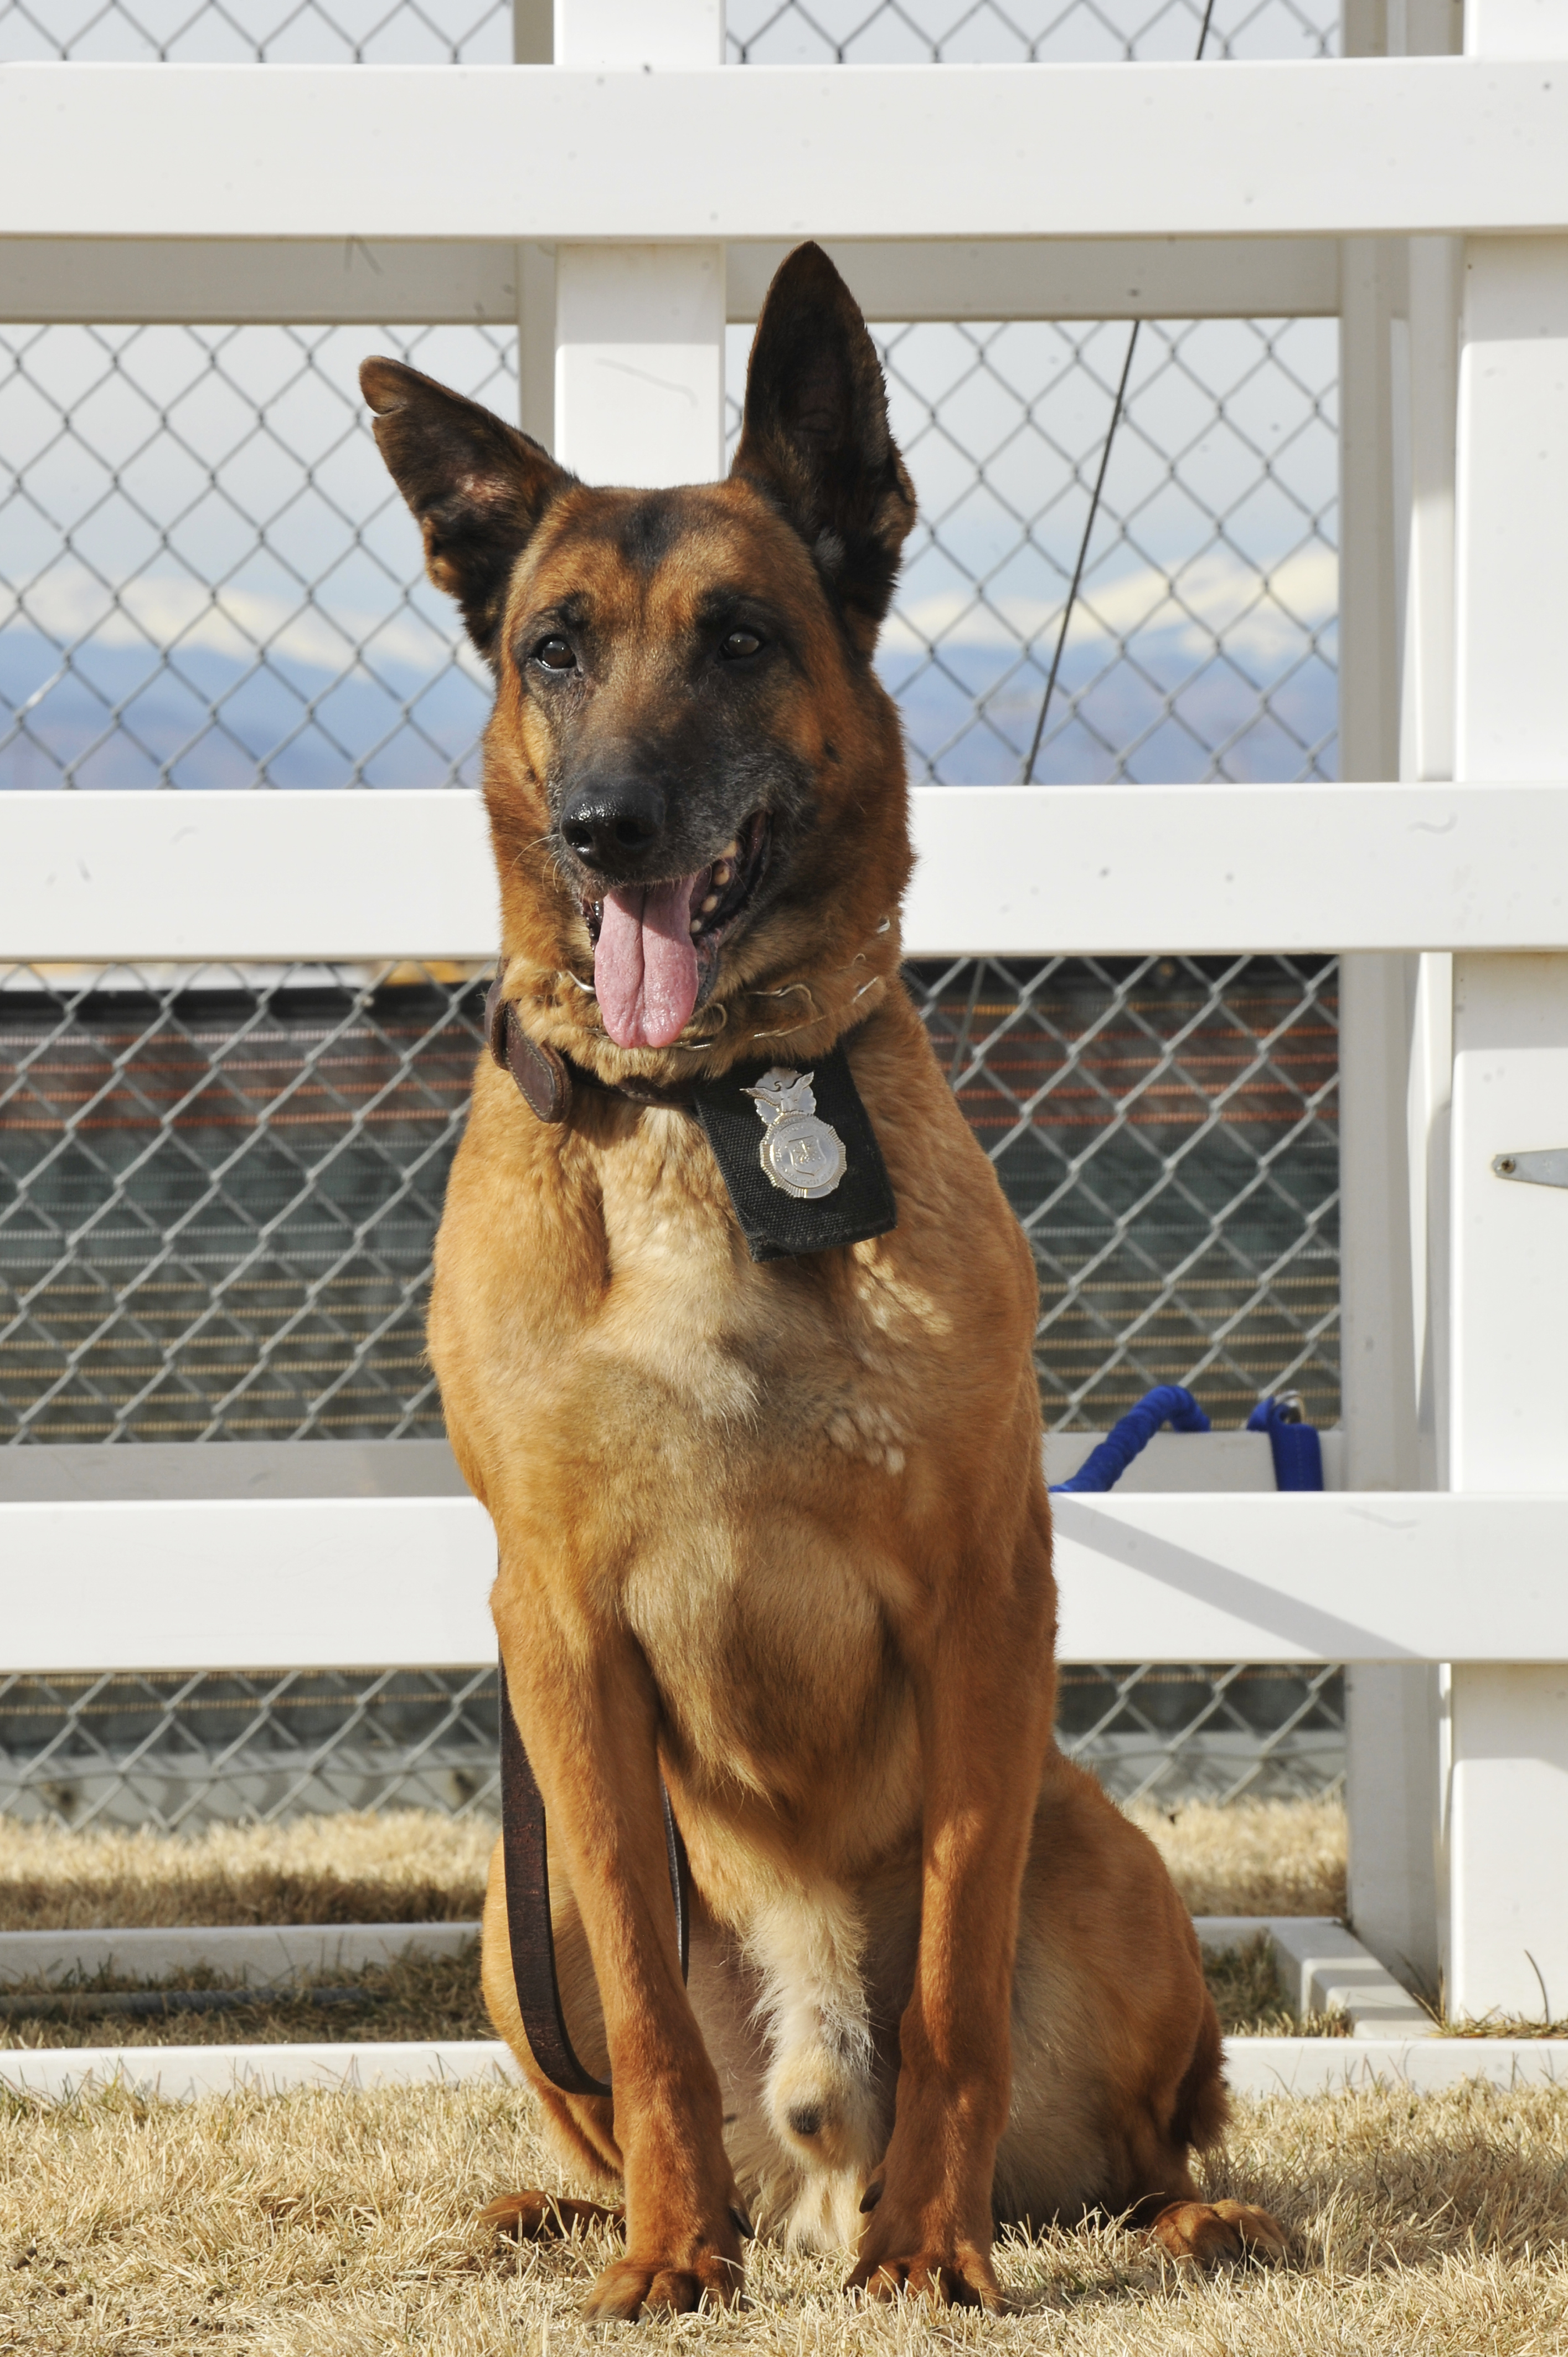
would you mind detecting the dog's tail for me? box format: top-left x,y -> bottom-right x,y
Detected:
1168,1987 -> 1230,2153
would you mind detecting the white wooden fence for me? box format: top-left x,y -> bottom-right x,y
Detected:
4,0 -> 1568,2027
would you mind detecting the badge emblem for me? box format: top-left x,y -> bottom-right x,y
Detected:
743,1067 -> 848,1200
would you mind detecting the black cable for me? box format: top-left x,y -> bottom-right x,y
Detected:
1020,0 -> 1221,784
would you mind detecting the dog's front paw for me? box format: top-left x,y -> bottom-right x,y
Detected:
1150,2199 -> 1289,2267
581,2246 -> 743,2320
848,2246 -> 1002,2310
848,2192 -> 1001,2312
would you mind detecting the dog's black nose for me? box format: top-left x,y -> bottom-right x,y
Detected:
560,780 -> 666,872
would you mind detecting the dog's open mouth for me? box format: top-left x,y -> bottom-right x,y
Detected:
585,813 -> 770,1051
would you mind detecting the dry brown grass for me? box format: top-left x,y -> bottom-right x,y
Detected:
0,1944 -> 491,2051
0,1938 -> 1325,2049
1201,1934 -> 1348,2040
1,1797 -> 1346,1935
0,1813 -> 492,1932
3,2076 -> 1565,2355
1127,1795 -> 1347,1921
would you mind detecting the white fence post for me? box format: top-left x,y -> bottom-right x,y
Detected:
551,2 -> 725,490
1338,0 -> 1458,1996
514,0 -> 557,450
1337,0 -> 1431,1988
1443,0 -> 1568,2024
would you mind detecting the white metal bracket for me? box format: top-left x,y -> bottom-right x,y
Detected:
1491,1149 -> 1568,1187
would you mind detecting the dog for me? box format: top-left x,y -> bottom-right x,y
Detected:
360,242 -> 1285,2319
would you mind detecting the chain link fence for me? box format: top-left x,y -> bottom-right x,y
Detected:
1,0 -> 1345,1826
726,1 -> 1333,64
1,956 -> 1336,1443
1,963 -> 483,1442
0,1663 -> 1343,1830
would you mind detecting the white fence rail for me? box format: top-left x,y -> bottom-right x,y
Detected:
4,60 -> 1565,243
5,1488 -> 1568,1674
4,2 -> 1568,2026
7,783 -> 1568,960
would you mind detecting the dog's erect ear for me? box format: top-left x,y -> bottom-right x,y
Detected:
730,243 -> 916,656
360,357 -> 572,666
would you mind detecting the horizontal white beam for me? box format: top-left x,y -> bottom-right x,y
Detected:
7,2034 -> 1568,2104
1050,1493 -> 1568,1664
1218,2036 -> 1568,2098
2,63 -> 1568,245
2,1499 -> 496,1672
1,791 -> 497,964
905,784 -> 1568,955
0,2042 -> 521,2102
0,237 -> 523,325
0,235 -> 1340,326
11,786 -> 1568,963
0,1923 -> 478,1985
6,1493 -> 1568,1671
730,238 -> 1340,323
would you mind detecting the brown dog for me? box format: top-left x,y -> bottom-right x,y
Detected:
361,244 -> 1284,2319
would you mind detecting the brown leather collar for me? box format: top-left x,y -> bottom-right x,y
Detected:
484,977 -> 696,1123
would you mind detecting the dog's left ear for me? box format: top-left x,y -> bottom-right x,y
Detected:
730,243 -> 915,656
360,357 -> 573,667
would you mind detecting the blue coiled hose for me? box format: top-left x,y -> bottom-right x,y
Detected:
1049,1383 -> 1211,1494
1049,1385 -> 1323,1494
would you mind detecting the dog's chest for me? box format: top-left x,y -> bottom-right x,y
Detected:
586,1150 -> 927,1801
590,1114 -> 929,1459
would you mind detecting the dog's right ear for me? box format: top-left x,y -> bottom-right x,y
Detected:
360,358 -> 572,667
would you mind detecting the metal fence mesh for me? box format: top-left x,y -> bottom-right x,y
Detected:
0,1662 -> 1344,1830
726,0 -> 1333,63
3,0 -> 1334,62
0,964 -> 485,1442
0,323 -> 514,793
869,316 -> 1337,786
919,956 -> 1338,1430
2,958 -> 1337,1442
0,1 -> 510,61
1,0 -> 1344,1821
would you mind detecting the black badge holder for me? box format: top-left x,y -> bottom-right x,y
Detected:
690,1041 -> 897,1264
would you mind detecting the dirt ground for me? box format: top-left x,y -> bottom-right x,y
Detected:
0,1794 -> 1347,1932
3,2075 -> 1565,2356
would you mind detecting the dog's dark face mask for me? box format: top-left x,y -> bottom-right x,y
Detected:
361,244 -> 916,1052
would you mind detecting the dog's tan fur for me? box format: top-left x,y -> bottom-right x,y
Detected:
362,244 -> 1281,2320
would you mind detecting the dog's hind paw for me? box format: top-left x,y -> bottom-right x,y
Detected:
1149,2199 -> 1288,2267
481,2189 -> 624,2242
581,2251 -> 743,2320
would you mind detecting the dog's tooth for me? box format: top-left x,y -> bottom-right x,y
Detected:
689,918 -> 703,936
701,892 -> 719,913
713,861 -> 732,887
721,837 -> 740,860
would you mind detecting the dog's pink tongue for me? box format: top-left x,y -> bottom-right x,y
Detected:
594,873 -> 703,1048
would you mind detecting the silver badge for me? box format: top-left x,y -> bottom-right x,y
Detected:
743,1067 -> 848,1200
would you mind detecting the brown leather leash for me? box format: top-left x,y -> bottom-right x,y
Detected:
498,1659 -> 689,2099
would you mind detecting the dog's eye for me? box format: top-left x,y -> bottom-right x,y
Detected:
719,629 -> 762,662
533,636 -> 576,672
